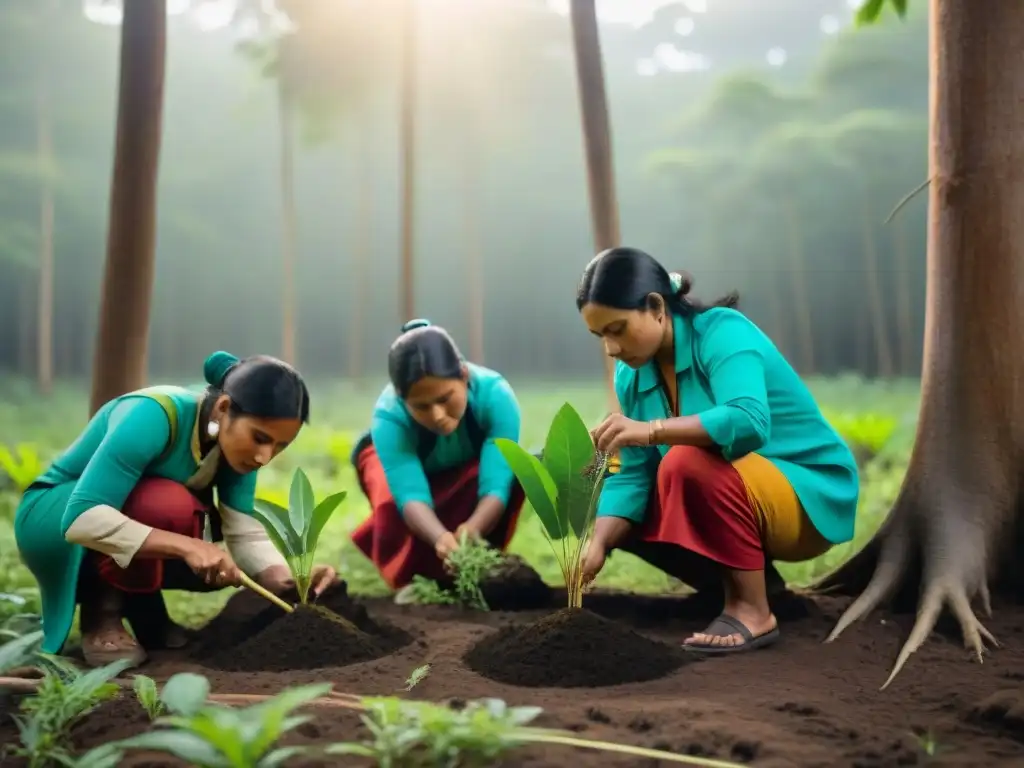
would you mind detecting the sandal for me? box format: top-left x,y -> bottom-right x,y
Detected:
682,613 -> 780,655
82,627 -> 147,669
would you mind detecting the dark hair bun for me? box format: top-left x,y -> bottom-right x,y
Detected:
203,350 -> 240,387
401,318 -> 432,333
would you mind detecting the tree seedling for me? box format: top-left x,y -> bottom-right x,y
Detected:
404,663 -> 431,692
495,402 -> 608,608
133,673 -> 164,720
407,533 -> 504,610
110,671 -> 332,768
251,467 -> 347,606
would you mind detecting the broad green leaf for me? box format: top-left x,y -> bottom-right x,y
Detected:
494,438 -> 560,539
260,746 -> 313,767
0,629 -> 41,673
68,743 -> 125,768
252,499 -> 302,556
288,467 -> 315,538
111,730 -> 225,766
856,0 -> 905,25
305,490 -> 347,554
542,403 -> 598,538
160,672 -> 211,717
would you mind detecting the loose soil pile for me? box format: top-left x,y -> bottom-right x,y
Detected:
196,581 -> 412,672
2,591 -> 1023,766
464,607 -> 688,687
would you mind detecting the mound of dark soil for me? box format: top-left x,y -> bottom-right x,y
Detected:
478,554 -> 552,611
194,581 -> 411,671
464,607 -> 688,688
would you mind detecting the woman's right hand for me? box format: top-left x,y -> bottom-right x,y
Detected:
434,531 -> 460,562
184,540 -> 243,588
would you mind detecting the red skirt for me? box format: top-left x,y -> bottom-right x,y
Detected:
93,477 -> 208,593
350,445 -> 526,589
620,446 -> 766,585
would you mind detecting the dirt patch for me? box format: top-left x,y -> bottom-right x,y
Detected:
197,582 -> 412,672
476,554 -> 552,611
1,592 -> 1023,766
464,607 -> 688,688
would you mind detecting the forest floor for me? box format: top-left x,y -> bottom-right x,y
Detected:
2,584 -> 1023,767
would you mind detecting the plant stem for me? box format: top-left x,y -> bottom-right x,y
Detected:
523,733 -> 747,767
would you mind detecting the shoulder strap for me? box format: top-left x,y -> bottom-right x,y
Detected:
130,387 -> 179,463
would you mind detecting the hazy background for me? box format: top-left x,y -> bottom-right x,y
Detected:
0,0 -> 928,386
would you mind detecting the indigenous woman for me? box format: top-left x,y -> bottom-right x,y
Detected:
351,320 -> 526,598
577,248 -> 859,654
14,352 -> 337,668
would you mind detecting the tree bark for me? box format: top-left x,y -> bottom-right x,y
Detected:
569,0 -> 619,409
36,66 -> 54,396
278,78 -> 298,366
398,0 -> 417,324
88,0 -> 166,415
816,0 -> 1024,689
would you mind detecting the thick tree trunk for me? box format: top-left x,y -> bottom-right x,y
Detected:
816,0 -> 1024,689
278,81 -> 297,366
398,0 -> 417,323
569,0 -> 619,409
88,0 -> 166,415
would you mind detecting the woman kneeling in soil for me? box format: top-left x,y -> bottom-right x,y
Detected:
351,320 -> 526,600
14,352 -> 337,668
577,248 -> 859,654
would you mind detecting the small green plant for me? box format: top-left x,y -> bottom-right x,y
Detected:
111,671 -> 331,768
6,655 -> 132,768
404,664 -> 431,691
0,443 -> 44,493
251,467 -> 347,604
0,628 -> 42,674
495,403 -> 608,608
328,696 -> 745,767
133,673 -> 164,720
408,534 -> 504,610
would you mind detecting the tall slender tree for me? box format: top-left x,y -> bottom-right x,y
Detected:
88,0 -> 166,414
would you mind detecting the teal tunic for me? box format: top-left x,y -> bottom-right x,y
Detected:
598,308 -> 860,546
14,386 -> 258,654
370,363 -> 521,512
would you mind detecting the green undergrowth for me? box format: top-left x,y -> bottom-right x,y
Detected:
0,375 -> 919,631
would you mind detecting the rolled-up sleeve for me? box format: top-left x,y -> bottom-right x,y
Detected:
477,378 -> 520,505
371,412 -> 433,512
696,314 -> 771,459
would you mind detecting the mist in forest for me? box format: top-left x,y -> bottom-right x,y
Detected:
0,0 -> 928,387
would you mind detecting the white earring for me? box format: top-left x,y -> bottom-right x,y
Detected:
207,420 -> 220,439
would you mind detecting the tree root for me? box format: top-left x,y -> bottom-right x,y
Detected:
818,497 -> 1002,691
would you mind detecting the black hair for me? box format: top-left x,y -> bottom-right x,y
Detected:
202,350 -> 310,423
575,246 -> 739,316
387,319 -> 464,398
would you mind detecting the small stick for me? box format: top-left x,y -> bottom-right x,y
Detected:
238,572 -> 295,613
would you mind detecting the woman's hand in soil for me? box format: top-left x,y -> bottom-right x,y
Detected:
185,541 -> 242,588
582,541 -> 607,588
256,564 -> 294,594
454,522 -> 482,542
309,564 -> 339,597
434,531 -> 460,562
592,413 -> 651,453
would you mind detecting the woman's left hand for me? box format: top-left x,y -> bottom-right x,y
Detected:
592,413 -> 651,453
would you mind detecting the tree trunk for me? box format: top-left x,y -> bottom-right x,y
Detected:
349,123 -> 371,382
398,0 -> 417,324
36,68 -> 54,396
278,80 -> 298,366
569,0 -> 619,409
816,0 -> 1024,690
892,215 -> 916,376
859,187 -> 895,377
88,0 -> 166,415
783,197 -> 816,374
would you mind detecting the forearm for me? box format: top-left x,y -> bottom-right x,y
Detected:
650,415 -> 715,448
592,516 -> 633,550
402,501 -> 450,547
65,505 -> 193,568
220,504 -> 288,576
466,495 -> 505,536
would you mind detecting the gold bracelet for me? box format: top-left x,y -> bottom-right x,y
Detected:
648,419 -> 663,445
